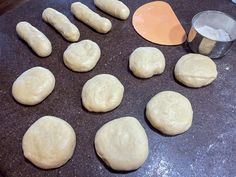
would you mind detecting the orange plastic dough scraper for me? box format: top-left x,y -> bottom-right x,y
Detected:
132,1 -> 187,45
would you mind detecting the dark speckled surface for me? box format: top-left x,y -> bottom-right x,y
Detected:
0,0 -> 236,177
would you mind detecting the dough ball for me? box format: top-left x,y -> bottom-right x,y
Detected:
174,53 -> 217,88
95,116 -> 149,171
12,67 -> 55,105
82,74 -> 124,112
22,116 -> 76,169
63,40 -> 101,72
129,47 -> 165,79
146,91 -> 193,135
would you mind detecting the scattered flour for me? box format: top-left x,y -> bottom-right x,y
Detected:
197,26 -> 231,41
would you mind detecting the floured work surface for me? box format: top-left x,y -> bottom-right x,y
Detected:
0,0 -> 235,176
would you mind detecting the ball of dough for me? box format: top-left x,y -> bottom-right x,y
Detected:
146,91 -> 193,135
81,74 -> 124,112
174,53 -> 217,88
95,116 -> 149,171
129,47 -> 165,79
22,116 -> 76,169
12,67 -> 55,105
63,40 -> 101,72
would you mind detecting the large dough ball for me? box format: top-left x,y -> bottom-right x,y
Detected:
146,91 -> 193,135
22,116 -> 76,169
63,40 -> 101,72
81,74 -> 124,112
95,116 -> 149,171
12,67 -> 55,105
129,47 -> 165,79
174,53 -> 217,88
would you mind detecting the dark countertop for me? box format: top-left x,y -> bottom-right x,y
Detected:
0,0 -> 235,177
0,0 -> 28,15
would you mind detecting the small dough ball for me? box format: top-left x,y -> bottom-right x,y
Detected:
22,116 -> 76,169
63,40 -> 101,72
146,91 -> 193,135
174,53 -> 218,88
12,67 -> 55,105
82,74 -> 124,112
129,47 -> 165,79
95,116 -> 149,171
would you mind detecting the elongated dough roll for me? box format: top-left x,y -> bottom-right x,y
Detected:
71,2 -> 112,34
16,21 -> 52,57
94,0 -> 130,20
42,8 -> 80,42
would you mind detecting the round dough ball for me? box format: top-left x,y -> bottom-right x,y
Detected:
63,40 -> 101,72
95,116 -> 149,171
129,47 -> 165,79
12,67 -> 55,105
174,53 -> 217,88
81,74 -> 124,112
146,91 -> 193,135
22,116 -> 76,169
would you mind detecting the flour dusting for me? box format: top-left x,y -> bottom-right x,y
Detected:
197,26 -> 231,41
